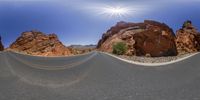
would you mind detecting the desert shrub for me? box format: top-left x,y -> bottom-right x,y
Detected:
183,20 -> 192,28
112,42 -> 127,55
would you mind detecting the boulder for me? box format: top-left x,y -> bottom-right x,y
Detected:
9,30 -> 72,56
97,20 -> 178,57
0,36 -> 4,51
175,20 -> 200,54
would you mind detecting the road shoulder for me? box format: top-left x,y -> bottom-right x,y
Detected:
102,52 -> 198,66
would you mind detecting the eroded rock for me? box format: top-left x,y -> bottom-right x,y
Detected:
175,20 -> 200,55
0,36 -> 4,51
9,30 -> 72,56
97,20 -> 178,57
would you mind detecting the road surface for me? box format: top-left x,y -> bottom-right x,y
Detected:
0,51 -> 200,100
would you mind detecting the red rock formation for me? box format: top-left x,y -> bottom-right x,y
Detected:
9,31 -> 72,56
175,20 -> 200,54
97,20 -> 177,57
0,36 -> 4,51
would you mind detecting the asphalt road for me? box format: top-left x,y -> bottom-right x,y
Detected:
0,51 -> 200,100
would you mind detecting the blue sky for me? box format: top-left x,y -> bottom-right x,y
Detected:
0,0 -> 200,47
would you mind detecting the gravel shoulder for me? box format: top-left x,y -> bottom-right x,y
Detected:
111,53 -> 197,63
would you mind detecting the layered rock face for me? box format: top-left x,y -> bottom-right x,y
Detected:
0,36 -> 4,51
175,20 -> 200,54
9,31 -> 72,56
97,20 -> 178,57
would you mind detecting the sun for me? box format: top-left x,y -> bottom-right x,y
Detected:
100,6 -> 131,17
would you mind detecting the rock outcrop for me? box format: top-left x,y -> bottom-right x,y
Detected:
175,20 -> 200,54
9,31 -> 72,56
0,36 -> 4,51
97,20 -> 178,57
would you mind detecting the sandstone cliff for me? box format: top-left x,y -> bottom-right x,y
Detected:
97,20 -> 178,57
175,20 -> 200,54
9,31 -> 72,56
0,36 -> 4,51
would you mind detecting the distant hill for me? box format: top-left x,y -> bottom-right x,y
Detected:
68,44 -> 96,50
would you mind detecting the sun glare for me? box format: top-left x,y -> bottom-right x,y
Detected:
100,6 -> 132,17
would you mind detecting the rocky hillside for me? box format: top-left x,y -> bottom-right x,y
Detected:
9,31 -> 72,56
175,20 -> 200,54
0,36 -> 4,51
97,20 -> 178,57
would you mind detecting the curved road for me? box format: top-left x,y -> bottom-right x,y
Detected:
0,51 -> 200,100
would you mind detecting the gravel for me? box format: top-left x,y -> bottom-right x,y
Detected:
113,53 -> 197,63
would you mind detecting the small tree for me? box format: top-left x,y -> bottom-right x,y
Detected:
112,42 -> 127,55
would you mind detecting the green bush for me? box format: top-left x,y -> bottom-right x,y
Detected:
183,20 -> 192,28
112,42 -> 127,55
